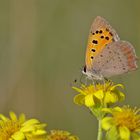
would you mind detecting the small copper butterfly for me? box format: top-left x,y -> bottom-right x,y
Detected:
83,16 -> 138,80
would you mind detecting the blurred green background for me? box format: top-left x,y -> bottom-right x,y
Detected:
0,0 -> 140,139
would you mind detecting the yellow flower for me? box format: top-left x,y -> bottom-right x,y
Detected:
0,111 -> 47,140
47,130 -> 79,140
102,106 -> 140,140
72,81 -> 124,107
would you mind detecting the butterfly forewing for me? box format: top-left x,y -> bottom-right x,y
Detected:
90,16 -> 120,41
85,16 -> 120,70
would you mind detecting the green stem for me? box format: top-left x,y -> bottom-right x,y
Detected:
97,119 -> 102,140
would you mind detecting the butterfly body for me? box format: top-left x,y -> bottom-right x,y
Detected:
83,16 -> 138,80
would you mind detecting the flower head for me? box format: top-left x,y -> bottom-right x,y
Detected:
0,111 -> 47,140
47,130 -> 79,140
72,81 -> 124,107
102,106 -> 140,140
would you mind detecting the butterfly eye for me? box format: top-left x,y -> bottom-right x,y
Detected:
83,65 -> 87,72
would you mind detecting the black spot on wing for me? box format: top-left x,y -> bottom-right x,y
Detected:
96,30 -> 99,34
92,40 -> 98,44
105,36 -> 109,40
91,49 -> 96,52
109,32 -> 113,36
99,30 -> 103,33
101,36 -> 104,39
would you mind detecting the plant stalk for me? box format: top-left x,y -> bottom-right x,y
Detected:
97,119 -> 102,140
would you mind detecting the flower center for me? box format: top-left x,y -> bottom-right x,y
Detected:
113,109 -> 140,131
47,130 -> 78,140
0,120 -> 21,140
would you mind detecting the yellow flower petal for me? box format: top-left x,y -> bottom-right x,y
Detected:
104,92 -> 118,103
35,123 -> 47,129
19,113 -> 26,124
72,87 -> 86,95
10,111 -> 17,121
119,126 -> 130,140
110,84 -> 124,91
0,114 -> 8,121
11,131 -> 25,140
22,119 -> 40,127
32,129 -> 47,135
102,108 -> 113,114
0,112 -> 47,140
47,130 -> 79,140
73,81 -> 125,108
94,90 -> 104,100
21,125 -> 35,132
111,93 -> 119,103
85,94 -> 95,107
73,94 -> 85,105
117,91 -> 125,101
113,107 -> 122,112
102,117 -> 113,130
103,106 -> 140,140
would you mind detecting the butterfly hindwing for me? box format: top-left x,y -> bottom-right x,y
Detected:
92,41 -> 137,77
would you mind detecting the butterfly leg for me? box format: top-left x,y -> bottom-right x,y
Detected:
92,79 -> 95,85
85,77 -> 88,85
80,74 -> 84,84
80,73 -> 88,85
104,77 -> 109,82
102,77 -> 113,89
91,78 -> 98,90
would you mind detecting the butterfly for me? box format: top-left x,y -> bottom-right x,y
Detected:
82,16 -> 138,80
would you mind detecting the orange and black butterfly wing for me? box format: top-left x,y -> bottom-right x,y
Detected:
85,16 -> 120,71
